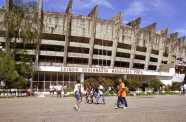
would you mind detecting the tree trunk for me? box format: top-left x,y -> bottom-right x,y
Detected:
13,31 -> 17,61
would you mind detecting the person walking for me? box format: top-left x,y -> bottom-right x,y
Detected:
114,79 -> 128,109
95,82 -> 105,104
74,80 -> 82,110
89,83 -> 97,104
85,83 -> 91,103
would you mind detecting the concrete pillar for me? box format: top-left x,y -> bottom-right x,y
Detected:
36,0 -> 43,66
183,41 -> 186,60
156,28 -> 169,71
127,18 -> 141,69
143,23 -> 157,70
80,73 -> 84,84
63,0 -> 72,66
168,32 -> 178,64
129,44 -> 136,69
123,75 -> 127,80
109,12 -> 123,69
88,6 -> 98,67
178,37 -> 185,59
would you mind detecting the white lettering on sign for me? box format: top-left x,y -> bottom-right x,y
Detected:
60,67 -> 143,74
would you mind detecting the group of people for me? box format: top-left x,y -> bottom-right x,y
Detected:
73,78 -> 128,110
85,83 -> 105,104
49,83 -> 67,98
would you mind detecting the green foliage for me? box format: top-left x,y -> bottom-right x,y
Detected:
150,78 -> 164,92
113,78 -> 119,88
0,52 -> 19,88
172,82 -> 182,91
97,77 -> 114,90
15,52 -> 35,79
0,0 -> 42,89
84,78 -> 98,87
0,0 -> 43,60
123,79 -> 130,88
66,87 -> 73,92
11,76 -> 27,89
84,77 -> 114,91
140,82 -> 150,91
127,78 -> 141,91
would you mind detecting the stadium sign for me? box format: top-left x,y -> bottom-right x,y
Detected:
61,67 -> 143,74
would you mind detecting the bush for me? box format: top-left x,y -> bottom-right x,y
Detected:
66,87 -> 73,92
11,76 -> 27,89
150,78 -> 164,92
127,78 -> 141,91
84,77 -> 114,91
140,82 -> 150,91
172,82 -> 182,91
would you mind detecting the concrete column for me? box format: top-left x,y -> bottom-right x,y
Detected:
178,37 -> 185,59
80,73 -> 84,83
127,18 -> 141,69
183,41 -> 186,60
168,32 -> 178,64
44,73 -> 45,92
36,0 -> 43,66
143,23 -> 157,70
109,12 -> 123,69
88,6 -> 98,67
123,75 -> 127,80
63,0 -> 72,66
156,28 -> 169,71
129,44 -> 136,69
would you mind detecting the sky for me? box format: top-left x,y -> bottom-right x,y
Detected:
0,0 -> 186,39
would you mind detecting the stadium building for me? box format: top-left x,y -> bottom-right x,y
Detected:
0,0 -> 186,91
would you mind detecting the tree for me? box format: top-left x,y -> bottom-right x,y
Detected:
0,0 -> 43,61
172,82 -> 182,91
15,51 -> 35,79
127,78 -> 141,91
140,82 -> 150,91
84,78 -> 98,88
0,52 -> 19,88
84,77 -> 114,91
98,77 -> 114,91
149,78 -> 164,92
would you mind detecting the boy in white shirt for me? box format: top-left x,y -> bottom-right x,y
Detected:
95,82 -> 105,104
56,83 -> 62,98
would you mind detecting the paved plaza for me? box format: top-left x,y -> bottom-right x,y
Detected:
0,95 -> 186,122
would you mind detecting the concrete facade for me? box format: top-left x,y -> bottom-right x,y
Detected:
1,0 -> 186,91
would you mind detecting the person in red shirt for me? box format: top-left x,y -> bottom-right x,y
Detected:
114,79 -> 128,109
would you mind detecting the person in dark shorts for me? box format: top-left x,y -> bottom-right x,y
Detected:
85,83 -> 91,103
89,83 -> 97,104
55,83 -> 62,98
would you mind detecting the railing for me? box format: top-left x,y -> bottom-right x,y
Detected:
0,89 -> 27,98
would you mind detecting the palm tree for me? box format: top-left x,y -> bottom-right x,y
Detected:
0,0 -> 43,61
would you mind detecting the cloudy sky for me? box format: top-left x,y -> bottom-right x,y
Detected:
1,0 -> 186,38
